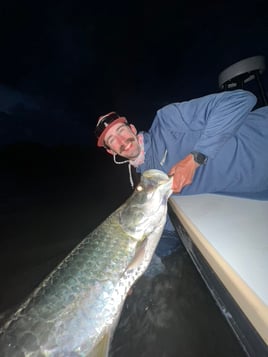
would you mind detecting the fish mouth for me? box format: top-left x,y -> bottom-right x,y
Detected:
160,175 -> 173,199
119,170 -> 173,241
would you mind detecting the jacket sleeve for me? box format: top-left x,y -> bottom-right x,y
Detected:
156,89 -> 257,159
193,90 -> 257,158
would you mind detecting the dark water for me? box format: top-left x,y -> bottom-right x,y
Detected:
0,147 -> 246,356
110,250 -> 246,357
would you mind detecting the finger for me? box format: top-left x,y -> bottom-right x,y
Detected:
172,179 -> 183,193
168,168 -> 175,176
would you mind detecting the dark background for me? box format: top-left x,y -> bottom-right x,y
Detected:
1,0 -> 268,194
0,0 -> 268,147
0,2 -> 267,355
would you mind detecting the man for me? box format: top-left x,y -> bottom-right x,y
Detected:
95,89 -> 268,255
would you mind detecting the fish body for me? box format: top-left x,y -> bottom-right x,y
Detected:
0,169 -> 172,356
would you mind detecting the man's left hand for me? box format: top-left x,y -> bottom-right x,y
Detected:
168,154 -> 199,193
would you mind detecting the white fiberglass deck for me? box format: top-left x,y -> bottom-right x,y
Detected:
169,194 -> 268,345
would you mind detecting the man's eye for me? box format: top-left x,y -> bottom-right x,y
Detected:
119,126 -> 128,133
108,137 -> 114,145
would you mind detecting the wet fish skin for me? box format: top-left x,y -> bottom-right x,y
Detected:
0,169 -> 172,357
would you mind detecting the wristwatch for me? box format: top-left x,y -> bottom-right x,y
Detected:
191,151 -> 208,165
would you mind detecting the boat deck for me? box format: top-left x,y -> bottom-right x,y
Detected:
168,194 -> 268,357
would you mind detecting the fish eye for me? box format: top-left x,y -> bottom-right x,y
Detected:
136,185 -> 143,192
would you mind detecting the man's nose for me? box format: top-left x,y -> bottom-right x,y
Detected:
116,135 -> 126,145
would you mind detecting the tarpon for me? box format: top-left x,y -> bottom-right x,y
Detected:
0,169 -> 173,357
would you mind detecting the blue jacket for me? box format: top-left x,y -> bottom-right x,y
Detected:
137,90 -> 268,196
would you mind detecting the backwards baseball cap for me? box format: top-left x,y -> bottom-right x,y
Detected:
95,111 -> 128,147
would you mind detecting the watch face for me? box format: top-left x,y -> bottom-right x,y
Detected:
192,152 -> 207,165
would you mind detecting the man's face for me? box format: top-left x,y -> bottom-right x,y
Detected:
104,123 -> 141,160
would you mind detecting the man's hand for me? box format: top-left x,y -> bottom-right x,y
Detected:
168,154 -> 200,193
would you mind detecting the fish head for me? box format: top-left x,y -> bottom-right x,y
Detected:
119,169 -> 173,240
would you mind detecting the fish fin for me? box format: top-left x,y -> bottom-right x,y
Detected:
126,238 -> 147,271
89,331 -> 111,357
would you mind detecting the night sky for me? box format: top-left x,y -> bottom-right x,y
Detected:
0,0 -> 268,146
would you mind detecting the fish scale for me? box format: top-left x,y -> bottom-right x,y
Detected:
0,169 -> 172,357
